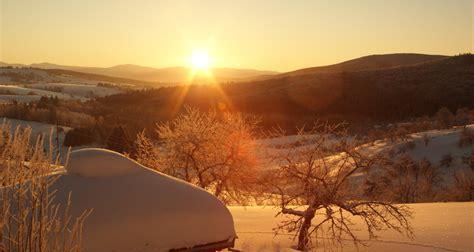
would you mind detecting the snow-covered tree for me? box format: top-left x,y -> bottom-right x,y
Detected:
143,107 -> 260,204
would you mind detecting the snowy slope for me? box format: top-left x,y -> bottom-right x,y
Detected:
385,125 -> 474,167
50,148 -> 236,251
0,94 -> 42,104
0,68 -> 127,102
24,83 -> 122,98
258,126 -> 474,172
1,117 -> 70,144
0,84 -> 71,99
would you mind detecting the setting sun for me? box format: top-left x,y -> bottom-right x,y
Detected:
189,49 -> 212,70
1,1 -> 473,251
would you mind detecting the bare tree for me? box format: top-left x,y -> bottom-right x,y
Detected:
422,133 -> 430,146
451,169 -> 474,201
262,124 -> 413,251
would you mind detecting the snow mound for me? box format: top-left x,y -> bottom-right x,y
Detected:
66,148 -> 143,177
52,148 -> 236,251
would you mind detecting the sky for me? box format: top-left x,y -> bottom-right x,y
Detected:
0,0 -> 472,71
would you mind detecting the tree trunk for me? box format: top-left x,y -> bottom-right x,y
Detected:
296,210 -> 315,251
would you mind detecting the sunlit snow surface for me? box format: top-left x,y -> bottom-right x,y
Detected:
230,203 -> 474,252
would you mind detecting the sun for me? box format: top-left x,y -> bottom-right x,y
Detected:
189,49 -> 212,70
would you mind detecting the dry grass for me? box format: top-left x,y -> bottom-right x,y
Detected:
0,122 -> 90,252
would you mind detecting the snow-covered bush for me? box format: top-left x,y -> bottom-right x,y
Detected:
132,130 -> 160,169
136,107 -> 261,204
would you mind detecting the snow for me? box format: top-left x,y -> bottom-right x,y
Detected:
230,203 -> 474,252
0,68 -> 126,102
0,83 -> 122,102
50,148 -> 236,251
393,125 -> 474,167
0,84 -> 71,99
66,148 -> 143,177
0,94 -> 42,103
24,83 -> 122,98
1,117 -> 70,144
257,126 -> 474,176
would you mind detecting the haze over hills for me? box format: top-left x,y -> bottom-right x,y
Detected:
0,61 -> 278,84
1,53 -> 450,84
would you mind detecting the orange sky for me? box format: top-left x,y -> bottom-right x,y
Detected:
1,0 -> 472,71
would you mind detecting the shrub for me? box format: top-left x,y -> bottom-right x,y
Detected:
440,153 -> 453,168
365,155 -> 442,203
435,107 -> 454,129
64,127 -> 96,147
106,125 -> 132,154
459,127 -> 474,147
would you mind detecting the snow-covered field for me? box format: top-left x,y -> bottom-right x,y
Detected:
0,68 -> 127,102
0,83 -> 122,102
230,203 -> 474,252
24,83 -> 122,98
1,117 -> 70,137
1,118 -> 473,251
0,84 -> 70,98
0,94 -> 43,104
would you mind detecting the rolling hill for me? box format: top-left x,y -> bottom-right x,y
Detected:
252,53 -> 448,81
0,66 -> 158,87
286,53 -> 446,75
89,54 -> 474,132
1,53 -> 447,84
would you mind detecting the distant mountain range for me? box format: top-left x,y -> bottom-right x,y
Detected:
0,53 -> 448,84
0,62 -> 278,84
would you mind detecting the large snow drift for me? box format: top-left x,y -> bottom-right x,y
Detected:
51,148 -> 236,251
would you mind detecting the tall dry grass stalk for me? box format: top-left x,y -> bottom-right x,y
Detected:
0,122 -> 91,252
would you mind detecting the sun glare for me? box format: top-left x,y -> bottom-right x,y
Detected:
189,49 -> 211,70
